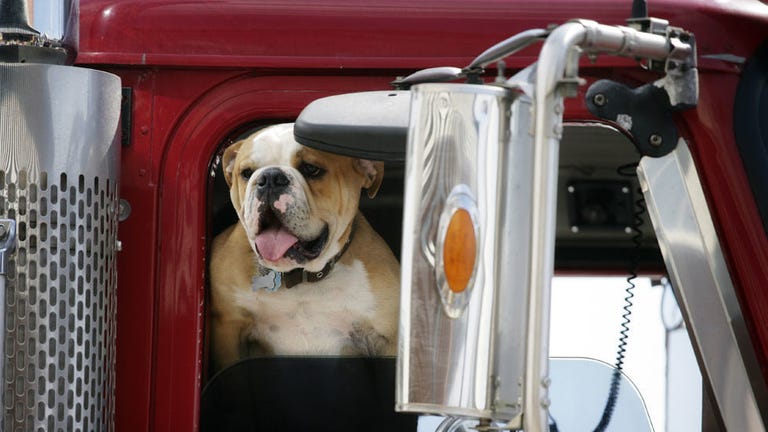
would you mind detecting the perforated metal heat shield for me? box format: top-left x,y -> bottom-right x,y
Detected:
0,63 -> 121,431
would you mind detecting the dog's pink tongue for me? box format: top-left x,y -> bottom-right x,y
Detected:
255,227 -> 299,261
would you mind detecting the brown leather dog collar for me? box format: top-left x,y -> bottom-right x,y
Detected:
281,223 -> 355,289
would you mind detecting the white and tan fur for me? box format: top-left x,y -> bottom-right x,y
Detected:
210,123 -> 399,372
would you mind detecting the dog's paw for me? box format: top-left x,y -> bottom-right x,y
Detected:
349,321 -> 389,356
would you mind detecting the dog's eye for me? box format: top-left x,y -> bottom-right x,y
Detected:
299,162 -> 324,179
240,168 -> 254,180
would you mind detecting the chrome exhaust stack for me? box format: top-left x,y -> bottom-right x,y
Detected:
0,1 -> 122,430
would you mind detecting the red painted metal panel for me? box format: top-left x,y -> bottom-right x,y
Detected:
152,75 -> 397,432
680,70 -> 768,381
113,69 -> 159,432
76,0 -> 768,69
112,69 -> 244,432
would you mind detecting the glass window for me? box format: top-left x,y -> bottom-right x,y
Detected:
550,276 -> 702,432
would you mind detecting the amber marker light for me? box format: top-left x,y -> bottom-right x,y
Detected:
443,208 -> 477,293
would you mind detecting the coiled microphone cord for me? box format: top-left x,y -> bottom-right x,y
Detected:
593,163 -> 645,432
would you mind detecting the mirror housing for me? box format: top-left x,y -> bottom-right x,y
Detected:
294,90 -> 410,162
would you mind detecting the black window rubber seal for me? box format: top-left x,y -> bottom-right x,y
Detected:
733,39 -> 768,235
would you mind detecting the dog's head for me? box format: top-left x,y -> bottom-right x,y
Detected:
222,123 -> 384,273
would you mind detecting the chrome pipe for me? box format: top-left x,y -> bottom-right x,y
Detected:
392,66 -> 464,88
522,18 -> 695,432
466,28 -> 549,70
575,19 -> 692,62
524,21 -> 589,432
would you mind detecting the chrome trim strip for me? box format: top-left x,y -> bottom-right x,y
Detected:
638,141 -> 767,431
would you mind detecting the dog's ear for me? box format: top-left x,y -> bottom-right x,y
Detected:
222,140 -> 245,187
355,159 -> 385,198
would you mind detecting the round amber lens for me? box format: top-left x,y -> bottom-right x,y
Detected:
443,208 -> 476,293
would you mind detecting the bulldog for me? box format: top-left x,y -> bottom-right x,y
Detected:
210,123 -> 400,373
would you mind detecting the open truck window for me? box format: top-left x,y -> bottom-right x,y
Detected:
201,124 -> 414,430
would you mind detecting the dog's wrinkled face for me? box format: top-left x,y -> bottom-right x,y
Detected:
223,123 -> 383,273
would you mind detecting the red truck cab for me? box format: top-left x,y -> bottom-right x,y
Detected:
65,0 -> 768,430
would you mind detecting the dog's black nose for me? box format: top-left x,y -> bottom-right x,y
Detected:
256,168 -> 290,193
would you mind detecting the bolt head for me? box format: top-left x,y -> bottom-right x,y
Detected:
649,134 -> 663,147
593,93 -> 607,107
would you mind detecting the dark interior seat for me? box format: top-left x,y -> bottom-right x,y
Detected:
200,357 -> 418,432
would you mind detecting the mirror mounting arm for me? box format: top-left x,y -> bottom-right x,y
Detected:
583,18 -> 698,158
